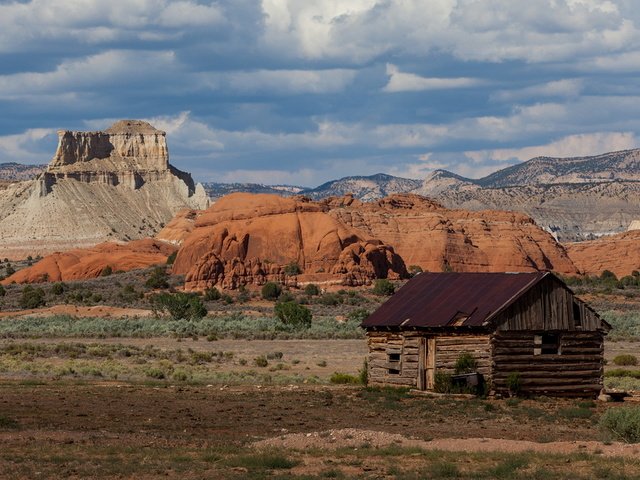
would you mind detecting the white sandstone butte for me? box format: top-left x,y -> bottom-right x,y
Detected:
0,120 -> 209,259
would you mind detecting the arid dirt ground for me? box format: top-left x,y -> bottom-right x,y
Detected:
3,382 -> 640,479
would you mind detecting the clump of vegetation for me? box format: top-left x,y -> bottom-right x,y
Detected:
329,372 -> 360,384
433,372 -> 453,393
613,354 -> 638,366
166,251 -> 177,265
254,355 -> 268,367
19,285 -> 45,309
600,406 -> 640,443
261,282 -> 282,300
274,301 -> 312,328
100,265 -> 113,277
346,308 -> 370,323
151,292 -> 207,321
283,262 -> 302,276
119,284 -> 143,303
0,284 -> 5,297
145,266 -> 169,289
204,287 -> 221,301
50,282 -> 66,296
454,352 -> 477,374
372,279 -> 395,296
304,283 -> 320,296
506,372 -> 522,397
359,359 -> 368,385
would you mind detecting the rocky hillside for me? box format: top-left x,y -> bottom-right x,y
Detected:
565,230 -> 640,278
304,173 -> 421,201
0,120 -> 209,260
169,193 -> 577,290
202,182 -> 304,200
0,162 -> 45,182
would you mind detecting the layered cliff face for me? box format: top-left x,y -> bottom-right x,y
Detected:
2,239 -> 176,284
0,120 -> 209,259
171,193 -> 408,290
565,231 -> 640,278
326,194 -> 579,275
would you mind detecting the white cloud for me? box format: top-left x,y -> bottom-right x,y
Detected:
0,128 -> 56,163
492,79 -> 583,102
465,131 -> 637,163
383,64 -> 481,92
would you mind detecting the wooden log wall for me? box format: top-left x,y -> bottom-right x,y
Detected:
491,331 -> 604,398
435,335 -> 492,380
367,332 -> 421,387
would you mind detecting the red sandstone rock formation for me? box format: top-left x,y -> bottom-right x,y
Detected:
565,230 -> 640,278
156,208 -> 201,245
326,194 -> 579,275
2,239 -> 176,284
171,193 -> 408,290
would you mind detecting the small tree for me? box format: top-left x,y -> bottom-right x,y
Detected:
5,264 -> 15,276
19,285 -> 46,309
261,282 -> 282,300
283,262 -> 302,276
100,265 -> 113,277
145,266 -> 169,289
50,282 -> 66,296
166,251 -> 177,265
151,292 -> 207,320
204,287 -> 221,301
0,284 -> 5,297
454,353 -> 477,374
274,301 -> 312,328
373,279 -> 395,296
304,284 -> 320,296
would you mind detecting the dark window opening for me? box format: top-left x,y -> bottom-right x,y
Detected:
388,368 -> 400,375
573,302 -> 582,328
541,333 -> 560,355
388,353 -> 401,362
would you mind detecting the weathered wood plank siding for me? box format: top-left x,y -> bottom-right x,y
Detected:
367,332 -> 421,387
491,331 -> 604,397
434,335 -> 492,381
495,276 -> 600,332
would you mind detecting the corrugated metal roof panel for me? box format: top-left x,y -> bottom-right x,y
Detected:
362,272 -> 548,329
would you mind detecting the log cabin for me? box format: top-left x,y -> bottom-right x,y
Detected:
361,272 -> 611,397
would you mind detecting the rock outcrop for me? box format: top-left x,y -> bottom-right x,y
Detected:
565,231 -> 640,278
2,239 -> 176,284
0,120 -> 209,259
172,193 -> 408,290
156,208 -> 201,245
326,194 -> 579,275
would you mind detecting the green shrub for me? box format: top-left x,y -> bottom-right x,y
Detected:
318,293 -> 343,306
0,284 -> 5,297
50,282 -> 66,296
254,355 -> 268,367
145,266 -> 169,289
329,372 -> 360,384
261,282 -> 282,300
166,251 -> 177,265
304,283 -> 320,296
5,264 -> 15,276
506,372 -> 522,397
347,308 -> 370,323
373,279 -> 395,296
454,352 -> 477,374
100,265 -> 113,277
274,301 -> 312,328
613,354 -> 638,366
278,292 -> 295,303
221,294 -> 234,304
151,292 -> 207,321
204,287 -> 221,301
408,265 -> 423,276
599,406 -> 640,443
433,372 -> 453,393
19,285 -> 46,309
359,359 -> 368,386
283,262 -> 302,276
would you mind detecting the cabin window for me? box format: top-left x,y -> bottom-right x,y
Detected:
534,334 -> 561,355
573,302 -> 582,328
388,368 -> 400,375
388,353 -> 401,362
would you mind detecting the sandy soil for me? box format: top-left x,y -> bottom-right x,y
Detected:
0,304 -> 153,318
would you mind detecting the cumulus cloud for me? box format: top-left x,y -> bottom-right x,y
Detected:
465,131 -> 638,164
383,64 -> 481,92
0,128 -> 57,163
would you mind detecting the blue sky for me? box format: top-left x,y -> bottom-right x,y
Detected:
1,0 -> 639,186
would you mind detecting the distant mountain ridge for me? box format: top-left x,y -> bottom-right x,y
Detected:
304,173 -> 422,201
0,162 -> 46,182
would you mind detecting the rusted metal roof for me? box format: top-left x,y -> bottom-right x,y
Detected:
362,272 -> 549,329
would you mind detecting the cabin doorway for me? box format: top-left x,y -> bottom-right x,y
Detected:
417,337 -> 436,390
